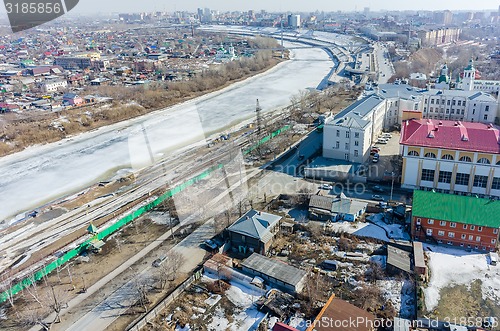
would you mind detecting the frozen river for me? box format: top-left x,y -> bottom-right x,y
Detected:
0,44 -> 334,223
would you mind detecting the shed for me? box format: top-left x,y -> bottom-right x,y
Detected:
413,241 -> 427,277
241,253 -> 307,294
387,245 -> 412,275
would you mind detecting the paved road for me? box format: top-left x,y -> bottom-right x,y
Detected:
374,43 -> 394,84
62,220 -> 214,331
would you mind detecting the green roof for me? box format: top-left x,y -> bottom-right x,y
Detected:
412,190 -> 500,228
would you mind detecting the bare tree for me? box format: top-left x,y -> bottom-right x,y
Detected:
133,279 -> 150,313
0,272 -> 17,308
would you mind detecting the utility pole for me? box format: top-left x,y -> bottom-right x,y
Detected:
390,172 -> 395,202
256,99 -> 263,134
281,19 -> 284,58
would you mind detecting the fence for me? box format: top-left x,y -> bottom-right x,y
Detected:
243,125 -> 291,155
0,164 -> 222,303
1,124 -> 292,303
126,268 -> 203,331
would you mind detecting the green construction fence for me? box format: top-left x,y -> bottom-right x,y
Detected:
0,124 -> 290,303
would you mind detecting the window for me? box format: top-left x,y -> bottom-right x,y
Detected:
354,150 -> 359,157
442,99 -> 445,105
447,100 -> 451,105
494,229 -> 499,234
459,156 -> 472,162
344,153 -> 349,161
461,234 -> 466,239
428,219 -> 434,225
408,151 -> 419,157
438,230 -> 445,236
438,171 -> 452,184
450,222 -> 456,228
427,229 -> 433,236
470,225 -> 475,230
463,224 -> 468,230
492,178 -> 500,190
455,173 -> 470,186
336,130 -> 340,137
478,226 -> 482,232
421,169 -> 435,182
346,131 -> 350,138
354,132 -> 359,138
453,100 -> 456,106
354,141 -> 359,147
440,220 -> 447,226
441,154 -> 454,160
476,236 -> 481,242
458,100 -> 462,106
477,158 -> 490,164
345,143 -> 349,150
424,152 -> 436,158
431,99 -> 435,104
469,235 -> 474,240
492,239 -> 497,244
484,115 -> 488,121
473,175 -> 488,188
486,105 -> 490,112
448,232 -> 455,238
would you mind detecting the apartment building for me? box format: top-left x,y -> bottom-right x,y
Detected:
400,119 -> 500,198
411,190 -> 500,251
323,95 -> 386,163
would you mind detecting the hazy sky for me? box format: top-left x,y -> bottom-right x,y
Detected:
0,0 -> 498,15
73,0 -> 499,13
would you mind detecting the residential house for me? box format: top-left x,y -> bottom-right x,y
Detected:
63,93 -> 84,106
309,193 -> 367,222
411,190 -> 500,251
306,295 -> 376,331
273,322 -> 299,331
42,79 -> 68,92
227,209 -> 281,256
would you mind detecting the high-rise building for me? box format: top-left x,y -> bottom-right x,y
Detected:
433,10 -> 453,25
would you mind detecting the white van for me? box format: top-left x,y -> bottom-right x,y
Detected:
490,252 -> 498,266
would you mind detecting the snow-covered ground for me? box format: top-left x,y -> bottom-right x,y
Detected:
0,43 -> 333,224
424,244 -> 500,312
201,275 -> 266,331
377,279 -> 415,319
328,214 -> 410,242
368,214 -> 410,241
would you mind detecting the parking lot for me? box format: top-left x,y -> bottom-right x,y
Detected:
367,131 -> 401,181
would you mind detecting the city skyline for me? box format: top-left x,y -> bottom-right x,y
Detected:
0,0 -> 499,15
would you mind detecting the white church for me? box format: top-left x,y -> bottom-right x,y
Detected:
457,58 -> 500,93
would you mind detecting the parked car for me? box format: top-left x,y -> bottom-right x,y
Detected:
372,158 -> 379,163
376,138 -> 388,144
153,256 -> 167,267
371,147 -> 381,152
381,133 -> 392,139
372,185 -> 385,193
204,239 -> 218,251
372,195 -> 385,201
321,183 -> 333,190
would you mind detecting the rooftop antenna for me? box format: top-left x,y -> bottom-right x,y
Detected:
256,99 -> 263,133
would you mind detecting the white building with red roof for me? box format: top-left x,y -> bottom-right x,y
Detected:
400,119 -> 500,197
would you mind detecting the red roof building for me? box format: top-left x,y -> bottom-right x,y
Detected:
273,322 -> 300,331
400,119 -> 500,198
400,119 -> 500,154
